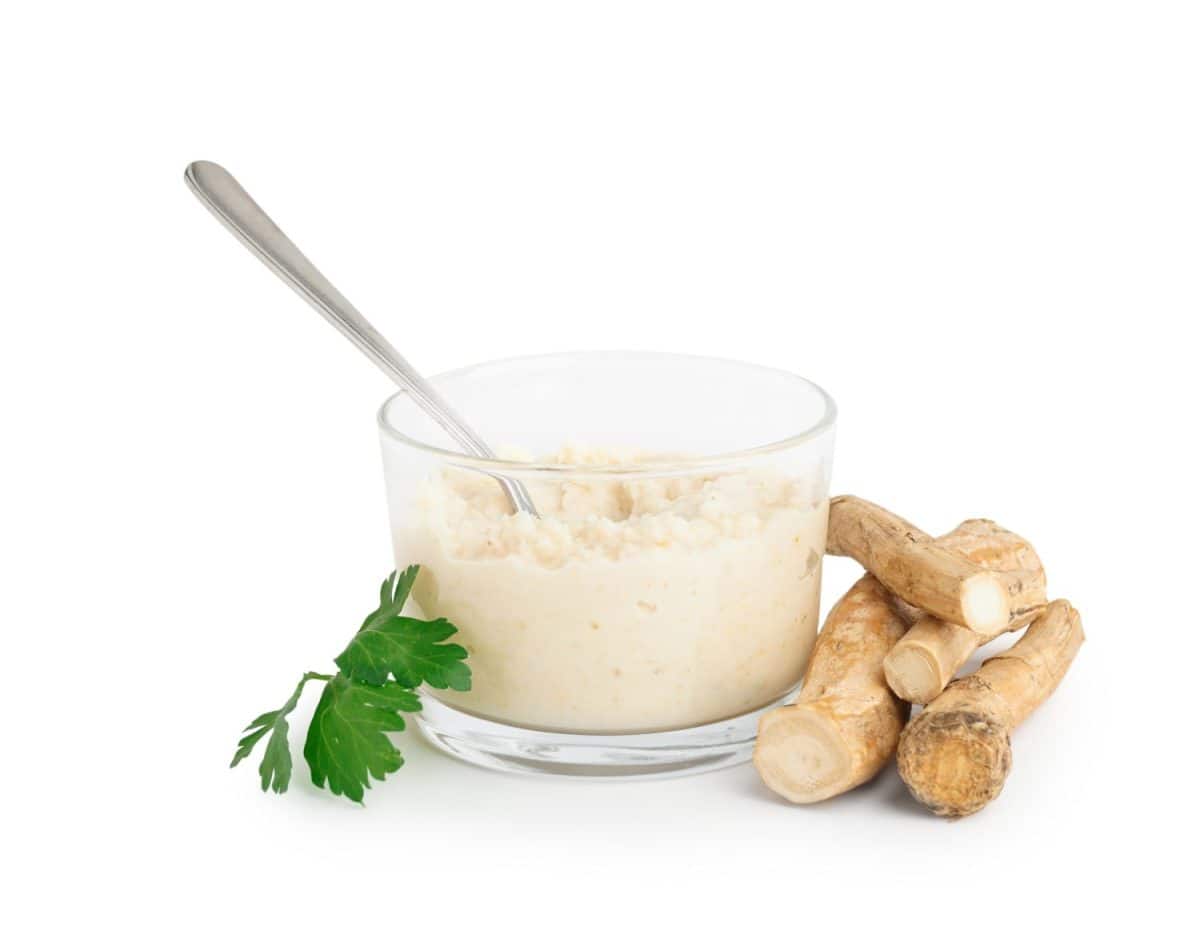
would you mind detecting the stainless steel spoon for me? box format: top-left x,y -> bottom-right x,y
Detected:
184,160 -> 538,516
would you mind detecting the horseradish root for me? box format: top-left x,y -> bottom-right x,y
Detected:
826,497 -> 1043,635
754,573 -> 909,804
883,520 -> 1047,704
897,599 -> 1084,817
753,519 -> 1021,803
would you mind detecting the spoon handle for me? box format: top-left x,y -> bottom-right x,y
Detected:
184,160 -> 537,516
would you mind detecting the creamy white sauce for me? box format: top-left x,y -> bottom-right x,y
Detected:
395,447 -> 828,734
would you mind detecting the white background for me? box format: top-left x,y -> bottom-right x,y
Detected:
4,1 -> 1197,934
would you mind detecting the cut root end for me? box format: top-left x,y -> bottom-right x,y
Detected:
897,709 -> 1012,818
883,645 -> 942,705
753,706 -> 854,804
961,574 -> 1010,634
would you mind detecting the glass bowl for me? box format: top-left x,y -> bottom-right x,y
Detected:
378,351 -> 836,777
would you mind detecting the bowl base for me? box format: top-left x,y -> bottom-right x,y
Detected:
412,690 -> 797,779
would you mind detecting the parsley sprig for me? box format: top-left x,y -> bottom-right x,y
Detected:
231,566 -> 470,804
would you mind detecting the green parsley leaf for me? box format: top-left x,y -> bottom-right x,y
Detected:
334,569 -> 471,691
361,566 -> 420,630
230,671 -> 329,794
303,673 -> 422,803
232,566 -> 472,803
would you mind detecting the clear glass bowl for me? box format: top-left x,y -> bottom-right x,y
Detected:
378,351 -> 836,777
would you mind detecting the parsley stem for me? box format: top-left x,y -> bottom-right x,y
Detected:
277,672 -> 334,713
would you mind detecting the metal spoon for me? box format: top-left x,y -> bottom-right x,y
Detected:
184,160 -> 538,516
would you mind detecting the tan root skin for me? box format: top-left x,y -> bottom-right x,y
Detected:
827,497 -> 1044,635
754,574 -> 909,804
897,599 -> 1084,818
883,520 -> 1047,704
754,519 -> 1022,805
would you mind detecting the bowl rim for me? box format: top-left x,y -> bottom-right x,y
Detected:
376,350 -> 837,475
